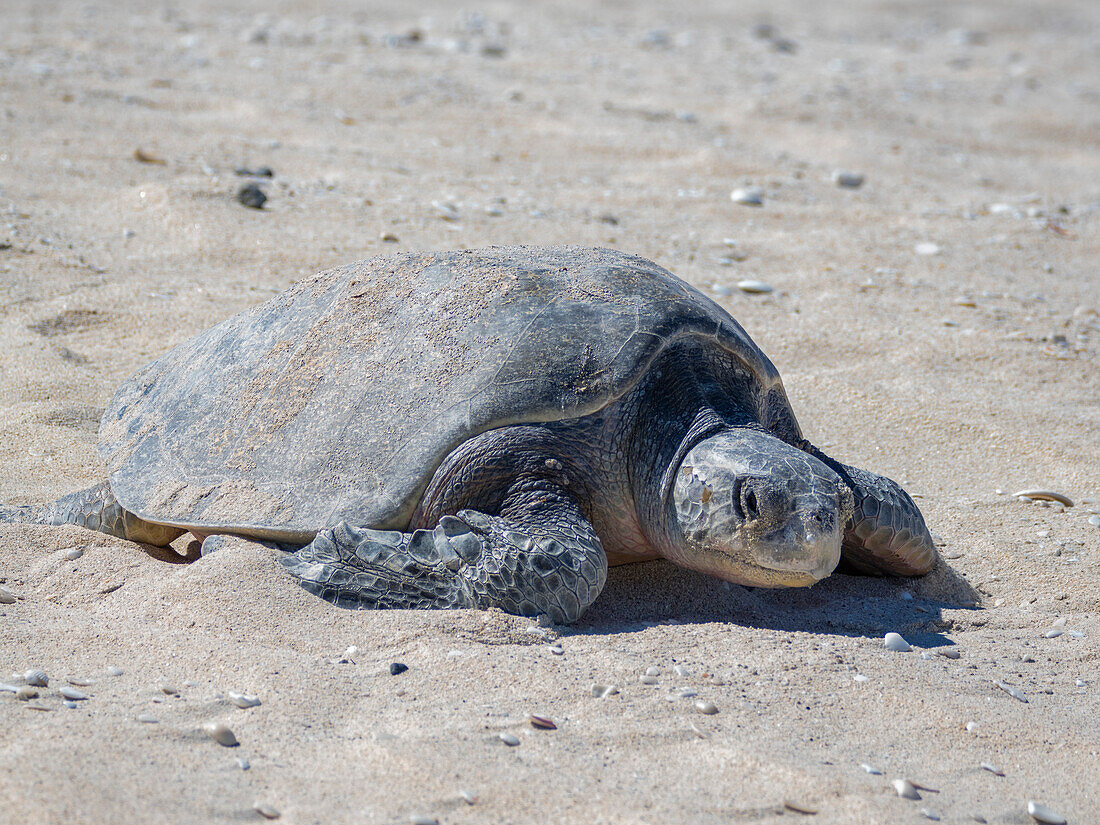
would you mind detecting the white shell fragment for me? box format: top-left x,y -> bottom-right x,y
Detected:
0,586 -> 16,604
736,279 -> 773,294
861,763 -> 883,775
498,733 -> 520,746
228,692 -> 262,709
980,762 -> 1004,776
730,187 -> 765,206
993,680 -> 1028,703
23,670 -> 48,687
1013,490 -> 1073,507
204,722 -> 240,747
591,684 -> 619,698
915,242 -> 941,256
893,779 -> 921,800
459,789 -> 478,805
59,686 -> 90,701
1027,801 -> 1067,824
136,714 -> 158,724
253,803 -> 281,820
884,633 -> 912,652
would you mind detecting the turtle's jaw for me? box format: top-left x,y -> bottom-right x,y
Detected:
668,429 -> 852,588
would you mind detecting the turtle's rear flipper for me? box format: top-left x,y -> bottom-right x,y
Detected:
280,502 -> 608,624
800,445 -> 937,576
0,481 -> 184,547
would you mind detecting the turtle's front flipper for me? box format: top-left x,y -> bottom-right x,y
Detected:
801,445 -> 937,576
0,481 -> 184,546
280,507 -> 608,625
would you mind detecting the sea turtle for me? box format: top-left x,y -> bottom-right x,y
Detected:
2,246 -> 936,623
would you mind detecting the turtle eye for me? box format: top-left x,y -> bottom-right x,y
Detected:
736,478 -> 761,522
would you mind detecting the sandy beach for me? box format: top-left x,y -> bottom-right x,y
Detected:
1,1 -> 1098,823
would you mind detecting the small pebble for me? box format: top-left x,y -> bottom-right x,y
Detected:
673,665 -> 690,677
676,688 -> 698,699
1088,515 -> 1100,528
994,680 -> 1028,702
204,722 -> 240,747
783,800 -> 817,815
66,677 -> 93,687
591,684 -> 619,698
938,648 -> 961,659
711,283 -> 733,297
236,183 -> 267,209
737,279 -> 773,294
832,170 -> 864,188
59,686 -> 89,701
980,762 -> 1004,776
884,633 -> 911,652
861,763 -> 882,775
640,674 -> 658,685
158,683 -> 179,695
894,779 -> 921,800
15,686 -> 38,701
24,669 -> 48,687
459,788 -> 478,804
1027,801 -> 1067,824
708,676 -> 725,686
63,700 -> 77,709
730,187 -> 765,206
252,803 -> 280,819
694,700 -> 719,715
548,645 -> 564,655
106,666 -> 123,677
390,662 -> 409,676
529,714 -> 556,730
0,683 -> 19,693
136,714 -> 158,723
1076,679 -> 1086,687
965,721 -> 978,732
921,809 -> 941,821
853,674 -> 869,682
498,733 -> 520,746
644,666 -> 660,677
0,586 -> 15,604
237,757 -> 251,770
1044,629 -> 1063,639
63,547 -> 84,561
228,692 -> 261,708
915,242 -> 941,256
380,232 -> 399,242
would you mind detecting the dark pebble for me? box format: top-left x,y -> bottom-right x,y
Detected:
235,166 -> 274,178
237,184 -> 267,209
390,662 -> 409,676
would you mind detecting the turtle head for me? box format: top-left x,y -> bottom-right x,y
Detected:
667,429 -> 854,587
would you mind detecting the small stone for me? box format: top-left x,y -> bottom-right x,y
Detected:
676,688 -> 698,699
529,714 -> 556,730
673,665 -> 690,677
458,789 -> 478,805
644,666 -> 660,677
915,242 -> 941,256
980,762 -> 1004,776
23,669 -> 48,687
136,714 -> 158,723
965,721 -> 978,732
106,666 -> 123,676
380,232 -> 399,242
59,686 -> 89,701
884,633 -> 912,652
694,700 -> 719,715
894,779 -> 921,800
921,809 -> 941,821
938,648 -> 961,659
993,680 -> 1028,702
730,187 -> 765,206
158,683 -> 179,695
1076,679 -> 1086,687
737,279 -> 773,294
390,662 -> 409,676
711,283 -> 733,297
548,645 -> 564,655
861,764 -> 882,775
0,586 -> 15,604
1027,801 -> 1067,824
66,677 -> 93,687
237,757 -> 250,770
1088,515 -> 1100,528
254,803 -> 281,820
236,183 -> 267,209
204,722 -> 240,747
498,733 -> 520,746
228,692 -> 261,708
853,674 -> 869,682
1044,629 -> 1063,639
708,676 -> 725,686
15,686 -> 38,701
591,684 -> 619,698
833,170 -> 864,188
640,674 -> 658,685
64,547 -> 84,561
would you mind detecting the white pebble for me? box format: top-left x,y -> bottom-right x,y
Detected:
204,722 -> 240,747
459,789 -> 478,805
136,714 -> 158,724
645,666 -> 660,677
228,692 -> 261,709
64,547 -> 84,561
676,688 -> 698,699
591,684 -> 619,698
237,757 -> 251,770
965,721 -> 978,732
1052,617 -> 1067,629
673,665 -> 690,677
59,686 -> 89,701
853,674 -> 869,682
861,763 -> 882,775
498,733 -> 520,746
158,683 -> 179,695
994,680 -> 1028,702
694,700 -> 719,715
1044,629 -> 1063,639
1027,801 -> 1067,824
915,242 -> 941,256
1088,515 -> 1100,528
730,187 -> 764,206
884,633 -> 912,652
920,809 -> 941,821
0,586 -> 16,604
1076,679 -> 1086,687
106,666 -> 123,677
548,646 -> 563,655
893,779 -> 921,800
737,279 -> 773,294
640,674 -> 658,685
938,648 -> 961,660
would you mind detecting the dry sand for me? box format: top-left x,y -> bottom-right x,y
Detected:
1,1 -> 1098,823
